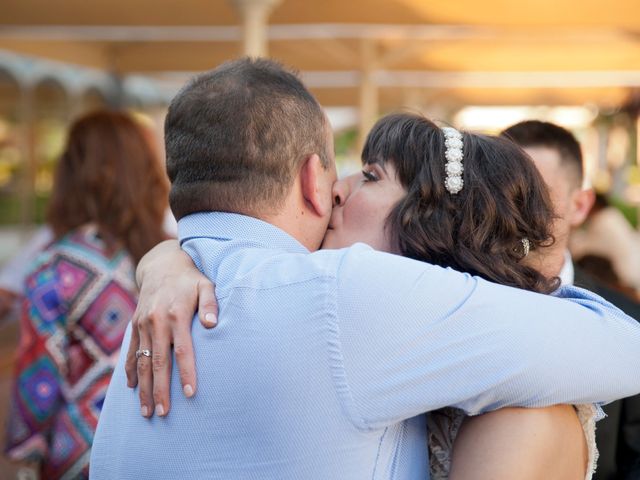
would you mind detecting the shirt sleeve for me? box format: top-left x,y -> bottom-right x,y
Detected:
332,244 -> 640,430
4,254 -> 66,461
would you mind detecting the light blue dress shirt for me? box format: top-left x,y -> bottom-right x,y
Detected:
91,212 -> 640,480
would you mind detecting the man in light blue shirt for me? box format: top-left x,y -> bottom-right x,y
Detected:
91,58 -> 640,479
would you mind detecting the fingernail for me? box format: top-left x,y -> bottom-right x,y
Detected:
141,406 -> 149,417
184,384 -> 194,397
205,313 -> 217,326
155,404 -> 165,417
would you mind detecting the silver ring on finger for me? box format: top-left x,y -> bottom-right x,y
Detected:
135,349 -> 152,360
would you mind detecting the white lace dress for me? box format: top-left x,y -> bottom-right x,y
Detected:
427,405 -> 600,480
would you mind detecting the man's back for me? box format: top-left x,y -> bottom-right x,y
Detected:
91,213 -> 431,479
92,213 -> 640,480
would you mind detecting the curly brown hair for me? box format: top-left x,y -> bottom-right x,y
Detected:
362,113 -> 559,294
47,110 -> 169,264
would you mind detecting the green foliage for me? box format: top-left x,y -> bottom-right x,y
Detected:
334,128 -> 357,156
0,194 -> 48,225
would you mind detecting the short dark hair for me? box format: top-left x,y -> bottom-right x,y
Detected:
363,113 -> 559,294
165,57 -> 331,220
501,120 -> 583,186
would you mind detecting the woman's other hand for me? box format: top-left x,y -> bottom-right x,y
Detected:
124,239 -> 218,418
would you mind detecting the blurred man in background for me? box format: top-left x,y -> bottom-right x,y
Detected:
503,120 -> 640,480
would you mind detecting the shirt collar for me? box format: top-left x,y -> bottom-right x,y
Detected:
178,212 -> 310,255
559,250 -> 575,286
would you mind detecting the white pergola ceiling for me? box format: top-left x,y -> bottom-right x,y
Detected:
1,0 -> 639,109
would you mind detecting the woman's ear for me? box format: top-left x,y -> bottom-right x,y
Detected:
299,153 -> 334,218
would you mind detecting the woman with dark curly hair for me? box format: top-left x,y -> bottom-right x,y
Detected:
324,113 -> 559,294
4,111 -> 170,479
322,113 -> 592,480
123,112 -> 593,479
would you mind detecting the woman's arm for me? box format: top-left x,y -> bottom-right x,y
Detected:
449,406 -> 588,480
125,239 -> 218,417
129,241 -> 640,419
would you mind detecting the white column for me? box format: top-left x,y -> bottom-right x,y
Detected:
357,39 -> 378,153
18,83 -> 35,229
635,112 -> 640,168
633,112 -> 640,229
230,0 -> 282,57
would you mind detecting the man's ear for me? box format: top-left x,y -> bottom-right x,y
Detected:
299,153 -> 332,218
569,188 -> 595,228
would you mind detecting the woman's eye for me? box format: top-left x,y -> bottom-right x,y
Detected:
362,170 -> 379,182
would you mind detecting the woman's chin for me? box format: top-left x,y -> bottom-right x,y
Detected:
321,231 -> 394,252
320,230 -> 349,250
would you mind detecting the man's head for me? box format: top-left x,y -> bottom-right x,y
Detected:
501,120 -> 595,255
165,58 -> 336,249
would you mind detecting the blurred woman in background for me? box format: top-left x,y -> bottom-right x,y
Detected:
4,111 -> 169,479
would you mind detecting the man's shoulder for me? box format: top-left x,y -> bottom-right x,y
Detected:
314,243 -> 430,268
322,243 -> 447,280
222,243 -> 402,287
203,243 -> 433,300
574,265 -> 640,320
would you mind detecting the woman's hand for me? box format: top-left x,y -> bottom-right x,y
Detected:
124,239 -> 218,418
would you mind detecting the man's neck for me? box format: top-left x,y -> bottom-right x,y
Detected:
258,208 -> 324,253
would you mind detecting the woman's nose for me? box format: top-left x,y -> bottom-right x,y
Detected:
332,177 -> 349,207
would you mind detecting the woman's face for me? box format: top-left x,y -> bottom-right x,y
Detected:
321,162 -> 407,252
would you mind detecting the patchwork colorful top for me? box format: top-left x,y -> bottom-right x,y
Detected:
5,224 -> 137,479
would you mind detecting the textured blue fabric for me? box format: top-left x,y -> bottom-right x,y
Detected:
91,212 -> 640,480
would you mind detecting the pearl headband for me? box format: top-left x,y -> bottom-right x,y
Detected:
442,127 -> 464,194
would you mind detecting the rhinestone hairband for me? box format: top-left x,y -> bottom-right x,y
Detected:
442,127 -> 464,194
